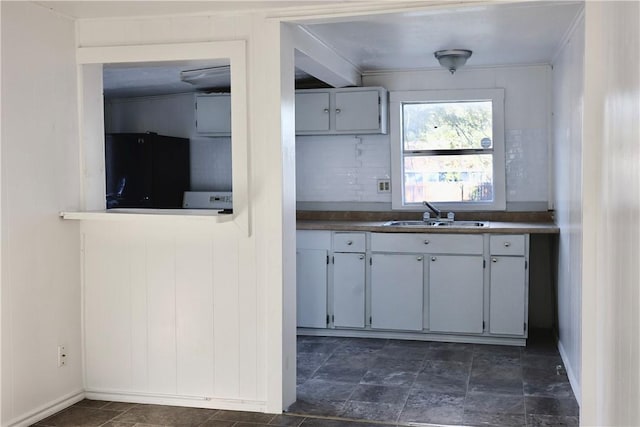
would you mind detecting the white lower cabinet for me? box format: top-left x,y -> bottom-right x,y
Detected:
296,231 -> 331,329
333,252 -> 366,328
370,253 -> 424,331
488,233 -> 529,336
296,249 -> 328,328
428,255 -> 484,334
489,256 -> 526,335
296,230 -> 530,344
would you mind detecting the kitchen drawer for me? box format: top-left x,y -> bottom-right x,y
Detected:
490,235 -> 525,256
371,233 -> 483,255
297,230 -> 331,250
333,232 -> 366,252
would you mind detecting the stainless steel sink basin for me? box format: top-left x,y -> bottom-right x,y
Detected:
382,220 -> 488,228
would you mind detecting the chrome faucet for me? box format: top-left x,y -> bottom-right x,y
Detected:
423,201 -> 441,220
423,201 -> 455,222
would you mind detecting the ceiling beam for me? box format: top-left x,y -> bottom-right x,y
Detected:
291,25 -> 361,88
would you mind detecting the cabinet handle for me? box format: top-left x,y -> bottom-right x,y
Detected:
424,240 -> 430,245
323,108 -> 329,113
347,240 -> 353,245
492,258 -> 498,262
504,242 -> 511,247
431,256 -> 437,261
335,108 -> 341,114
359,255 -> 365,260
417,256 -> 423,261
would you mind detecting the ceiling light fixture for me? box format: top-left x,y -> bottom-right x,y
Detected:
180,66 -> 230,85
434,49 -> 472,74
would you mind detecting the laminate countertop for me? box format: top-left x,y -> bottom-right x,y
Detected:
297,220 -> 559,234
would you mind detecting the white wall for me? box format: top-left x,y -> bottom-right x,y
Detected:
105,94 -> 232,191
1,2 -> 83,425
581,2 -> 640,425
75,10 -> 295,413
551,12 -> 584,404
297,65 -> 551,211
82,220 -> 265,408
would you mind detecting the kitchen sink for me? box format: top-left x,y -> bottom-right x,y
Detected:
382,220 -> 488,228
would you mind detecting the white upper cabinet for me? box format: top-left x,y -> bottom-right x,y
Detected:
295,92 -> 331,132
334,90 -> 381,132
295,87 -> 388,135
195,94 -> 231,135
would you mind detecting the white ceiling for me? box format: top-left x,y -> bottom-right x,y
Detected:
103,60 -> 230,98
301,1 -> 583,72
91,1 -> 583,98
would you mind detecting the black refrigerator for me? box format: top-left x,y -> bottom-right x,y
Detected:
105,133 -> 190,209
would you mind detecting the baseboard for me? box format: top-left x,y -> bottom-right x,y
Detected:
4,389 -> 85,427
557,339 -> 581,405
84,390 -> 268,413
298,328 -> 526,346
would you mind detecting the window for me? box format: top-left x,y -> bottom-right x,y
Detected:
390,89 -> 505,210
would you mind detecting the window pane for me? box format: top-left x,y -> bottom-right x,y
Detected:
404,154 -> 493,203
403,101 -> 493,150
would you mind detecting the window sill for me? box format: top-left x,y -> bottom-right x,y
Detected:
60,209 -> 235,223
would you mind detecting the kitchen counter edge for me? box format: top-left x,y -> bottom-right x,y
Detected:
296,220 -> 559,234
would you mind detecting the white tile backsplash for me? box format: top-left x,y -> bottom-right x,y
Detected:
297,127 -> 549,205
296,135 -> 392,202
505,128 -> 548,202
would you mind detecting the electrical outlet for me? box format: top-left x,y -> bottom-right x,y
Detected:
58,345 -> 67,367
377,179 -> 391,193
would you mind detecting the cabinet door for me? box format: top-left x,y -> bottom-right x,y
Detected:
296,249 -> 328,328
429,255 -> 483,334
489,256 -> 526,336
333,253 -> 366,328
371,254 -> 423,331
335,90 -> 380,132
295,92 -> 330,132
196,95 -> 231,134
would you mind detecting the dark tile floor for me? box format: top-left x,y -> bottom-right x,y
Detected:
34,400 -> 320,427
289,331 -> 579,426
33,331 -> 578,427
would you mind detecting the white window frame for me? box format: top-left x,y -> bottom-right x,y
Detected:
390,88 -> 506,211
